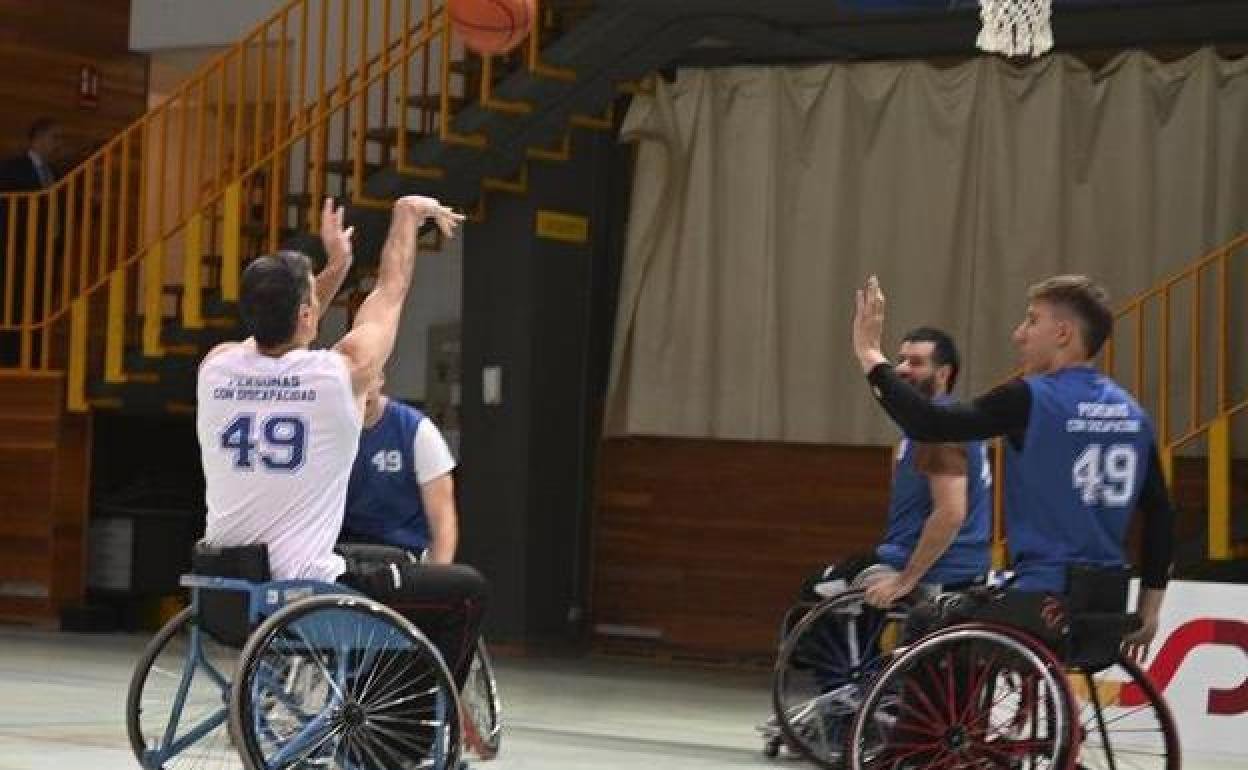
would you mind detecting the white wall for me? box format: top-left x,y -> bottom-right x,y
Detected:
131,0 -> 287,51
315,237 -> 463,403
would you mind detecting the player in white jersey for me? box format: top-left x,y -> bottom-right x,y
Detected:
196,196 -> 488,694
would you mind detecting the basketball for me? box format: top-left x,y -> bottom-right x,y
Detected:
448,0 -> 536,57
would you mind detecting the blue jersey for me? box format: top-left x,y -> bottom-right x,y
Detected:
877,399 -> 992,585
342,400 -> 430,552
1005,366 -> 1154,592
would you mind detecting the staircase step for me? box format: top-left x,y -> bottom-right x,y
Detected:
448,101 -> 538,137
405,93 -> 467,113
124,337 -> 205,364
364,127 -> 426,147
284,192 -> 317,211
322,159 -> 384,178
201,253 -> 224,284
161,285 -> 224,302
202,297 -> 238,319
449,58 -> 483,76
160,328 -> 235,350
239,222 -> 300,242
340,5 -> 664,226
124,351 -> 192,375
88,380 -> 196,415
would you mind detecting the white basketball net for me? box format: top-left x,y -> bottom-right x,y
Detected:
977,0 -> 1054,58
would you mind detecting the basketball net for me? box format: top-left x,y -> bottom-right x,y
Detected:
977,0 -> 1054,58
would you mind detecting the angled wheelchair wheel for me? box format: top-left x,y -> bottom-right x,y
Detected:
229,594 -> 462,770
1070,653 -> 1179,770
847,623 -> 1078,770
126,606 -> 243,770
462,638 -> 503,760
771,589 -> 915,768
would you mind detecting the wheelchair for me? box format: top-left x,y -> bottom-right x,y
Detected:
844,567 -> 1180,770
330,540 -> 503,760
762,586 -> 920,767
125,543 -> 468,770
463,637 -> 503,760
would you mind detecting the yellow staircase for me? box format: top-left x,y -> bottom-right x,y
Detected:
0,0 -> 612,408
0,0 -> 620,625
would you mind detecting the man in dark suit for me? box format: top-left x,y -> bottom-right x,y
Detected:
0,118 -> 61,192
0,118 -> 62,365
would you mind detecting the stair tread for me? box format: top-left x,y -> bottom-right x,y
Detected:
322,159 -> 384,177
449,59 -> 482,76
364,126 -> 426,145
406,93 -> 467,112
239,222 -> 299,239
160,285 -> 220,296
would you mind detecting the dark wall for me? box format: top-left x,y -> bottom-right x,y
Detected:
459,122 -> 629,647
0,0 -> 148,164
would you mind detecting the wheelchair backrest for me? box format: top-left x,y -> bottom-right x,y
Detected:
1065,564 -> 1135,670
191,542 -> 272,648
1066,564 -> 1131,614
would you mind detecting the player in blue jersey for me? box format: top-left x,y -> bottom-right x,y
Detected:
865,329 -> 992,607
337,379 -> 491,761
342,376 -> 459,564
852,274 -> 1175,661
793,327 -> 991,616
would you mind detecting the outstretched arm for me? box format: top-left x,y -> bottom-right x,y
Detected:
868,365 -> 1031,443
851,274 -> 1030,443
334,196 -> 463,396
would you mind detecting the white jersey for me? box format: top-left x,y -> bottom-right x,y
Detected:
197,343 -> 362,581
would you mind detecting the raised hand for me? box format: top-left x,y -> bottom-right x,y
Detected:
395,195 -> 466,239
853,274 -> 889,371
320,197 -> 354,266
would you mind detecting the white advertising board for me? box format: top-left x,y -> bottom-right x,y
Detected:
1122,580 -> 1248,759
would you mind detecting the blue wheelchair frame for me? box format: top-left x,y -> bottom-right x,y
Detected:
139,574 -> 456,770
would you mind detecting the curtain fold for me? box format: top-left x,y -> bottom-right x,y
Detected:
608,49 -> 1248,445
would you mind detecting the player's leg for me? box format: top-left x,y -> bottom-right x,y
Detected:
337,544 -> 489,688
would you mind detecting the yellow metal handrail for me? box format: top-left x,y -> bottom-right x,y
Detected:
0,0 -> 586,399
991,233 -> 1248,565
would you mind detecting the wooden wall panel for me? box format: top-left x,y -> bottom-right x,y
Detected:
0,0 -> 148,164
50,412 -> 91,603
0,372 -> 92,626
591,439 -> 1244,661
1170,456 -> 1248,554
591,437 -> 893,659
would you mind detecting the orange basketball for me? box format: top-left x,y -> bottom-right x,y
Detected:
449,0 -> 536,57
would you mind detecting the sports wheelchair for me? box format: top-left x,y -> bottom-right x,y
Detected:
763,587 -> 921,766
125,543 -> 501,770
764,567 -> 1179,770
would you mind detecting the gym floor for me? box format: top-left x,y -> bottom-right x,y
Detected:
2,625 -> 1240,770
0,625 -> 774,769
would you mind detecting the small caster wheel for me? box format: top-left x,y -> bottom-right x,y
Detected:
763,735 -> 783,759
